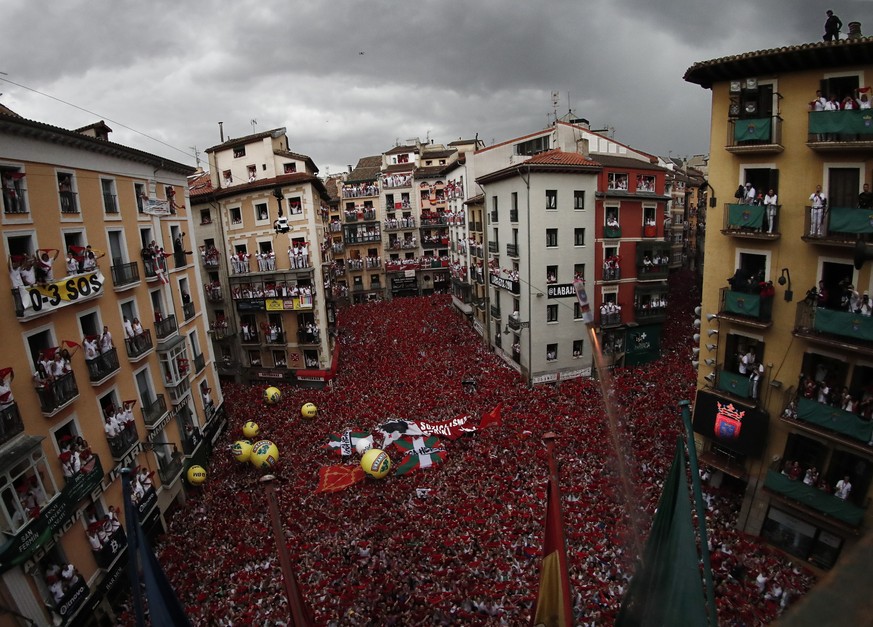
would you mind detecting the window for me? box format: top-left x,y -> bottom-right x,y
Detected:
288,197 -> 302,215
222,170 -> 232,185
574,228 -> 586,246
546,190 -> 557,210
255,202 -> 269,222
546,265 -> 558,284
546,343 -> 558,361
101,179 -> 118,214
636,175 -> 655,193
283,162 -> 297,174
0,450 -> 57,534
574,190 -> 585,210
547,304 -> 558,322
546,229 -> 558,248
200,209 -> 212,225
572,339 -> 584,358
491,195 -> 498,217
574,302 -> 584,319
514,135 -> 550,156
233,146 -> 246,158
247,165 -> 257,181
229,207 -> 242,225
574,263 -> 585,280
1,166 -> 28,214
643,206 -> 657,228
608,173 -> 628,191
57,172 -> 78,214
134,182 -> 146,213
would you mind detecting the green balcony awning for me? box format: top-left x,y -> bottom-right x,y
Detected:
764,470 -> 864,527
734,117 -> 772,142
727,203 -> 764,229
724,290 -> 761,317
797,397 -> 873,444
809,110 -> 873,134
827,206 -> 873,234
814,308 -> 873,342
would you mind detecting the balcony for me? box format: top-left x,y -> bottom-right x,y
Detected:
764,470 -> 864,527
718,287 -> 773,328
721,203 -> 781,240
208,324 -> 235,341
2,186 -> 27,214
142,257 -> 167,282
345,234 -> 382,244
141,394 -> 168,428
636,262 -> 669,280
0,403 -> 23,447
173,250 -> 187,269
599,311 -> 622,327
157,453 -> 185,485
490,304 -> 502,319
167,378 -> 191,404
202,254 -> 220,270
103,192 -> 119,214
490,210 -> 498,223
604,225 -> 622,239
421,238 -> 447,250
59,190 -> 79,214
712,367 -> 765,406
384,217 -> 416,231
807,110 -> 873,152
107,424 -> 139,460
794,301 -> 873,357
785,397 -> 873,452
155,315 -> 178,341
124,329 -> 153,360
634,305 -> 667,323
182,301 -> 196,322
802,206 -> 873,247
506,243 -> 519,258
297,330 -> 320,345
726,115 -> 784,153
85,347 -> 120,383
110,261 -> 140,290
92,526 -> 126,569
488,241 -> 499,253
206,283 -> 223,303
509,209 -> 518,223
36,372 -> 79,415
193,352 -> 206,373
603,266 -> 621,282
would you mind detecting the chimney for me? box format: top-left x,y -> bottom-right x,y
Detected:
347,165 -> 352,173
848,21 -> 863,39
219,122 -> 224,142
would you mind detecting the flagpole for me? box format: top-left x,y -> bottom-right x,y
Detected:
679,400 -> 718,627
260,474 -> 311,627
543,431 -> 574,626
121,468 -> 146,627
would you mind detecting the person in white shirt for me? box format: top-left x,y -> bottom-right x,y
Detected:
835,475 -> 852,500
122,317 -> 134,339
744,182 -> 757,205
809,186 -> 827,236
763,190 -> 778,233
99,326 -> 113,354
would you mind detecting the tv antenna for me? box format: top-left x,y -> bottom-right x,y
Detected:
251,119 -> 258,133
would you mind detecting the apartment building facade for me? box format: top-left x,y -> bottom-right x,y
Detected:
0,111 -> 223,626
685,36 -> 873,571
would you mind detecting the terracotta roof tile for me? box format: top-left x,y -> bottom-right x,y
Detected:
524,149 -> 600,167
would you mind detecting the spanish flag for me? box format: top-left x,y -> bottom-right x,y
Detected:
531,466 -> 573,625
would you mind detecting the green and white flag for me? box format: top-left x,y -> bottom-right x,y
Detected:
394,435 -> 447,475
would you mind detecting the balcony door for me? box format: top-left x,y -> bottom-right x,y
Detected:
828,168 -> 860,208
108,230 -> 125,266
820,260 -> 854,309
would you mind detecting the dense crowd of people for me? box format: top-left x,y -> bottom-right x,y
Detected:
132,270 -> 816,625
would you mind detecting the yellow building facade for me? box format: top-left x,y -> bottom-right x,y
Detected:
686,38 -> 873,572
0,113 -> 223,625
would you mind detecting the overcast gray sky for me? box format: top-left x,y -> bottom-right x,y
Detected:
0,0 -> 865,174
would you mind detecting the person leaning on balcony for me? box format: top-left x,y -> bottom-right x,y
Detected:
99,326 -> 114,354
858,184 -> 873,209
835,475 -> 852,500
763,190 -> 778,233
743,182 -> 756,205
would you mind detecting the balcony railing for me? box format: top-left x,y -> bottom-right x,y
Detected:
107,424 -> 139,459
803,205 -> 873,245
209,324 -> 235,340
0,403 -> 23,447
488,241 -> 499,253
599,311 -> 622,327
85,347 -> 120,382
110,261 -> 140,289
604,225 -> 622,239
103,192 -> 119,214
142,257 -> 167,281
764,470 -> 864,527
155,315 -> 178,340
718,287 -> 773,326
2,187 -> 27,214
193,352 -> 206,373
490,304 -> 502,318
206,284 -> 223,303
636,262 -> 669,280
36,371 -> 78,415
712,367 -> 766,404
59,190 -> 79,214
141,394 -> 167,428
182,301 -> 195,322
727,115 -> 783,152
807,110 -> 873,149
124,329 -> 153,359
794,301 -> 873,355
167,378 -> 191,404
603,267 -> 621,282
789,397 -> 873,447
506,243 -> 519,257
157,454 -> 185,485
509,209 -> 518,223
722,203 -> 780,238
490,210 -> 498,223
297,330 -> 320,345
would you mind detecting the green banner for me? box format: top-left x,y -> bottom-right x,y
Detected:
734,117 -> 771,142
809,110 -> 873,134
797,397 -> 873,444
814,308 -> 873,342
724,290 -> 761,317
0,457 -> 104,573
764,470 -> 863,527
727,203 -> 764,229
828,206 -> 873,234
625,325 -> 661,366
716,369 -> 752,398
605,226 -> 622,238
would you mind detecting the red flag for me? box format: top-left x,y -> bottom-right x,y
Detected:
480,402 -> 503,429
315,465 -> 365,493
60,340 -> 80,356
531,469 -> 573,625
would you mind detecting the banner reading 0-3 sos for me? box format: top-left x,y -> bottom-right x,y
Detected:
20,271 -> 104,314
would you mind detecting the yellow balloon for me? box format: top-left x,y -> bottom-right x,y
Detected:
250,440 -> 279,469
263,386 -> 281,405
231,440 -> 253,462
361,449 -> 391,479
187,465 -> 207,485
301,403 -> 318,419
242,421 -> 260,439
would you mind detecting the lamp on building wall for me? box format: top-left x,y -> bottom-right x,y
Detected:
777,268 -> 793,301
704,372 -> 716,383
706,343 -> 717,352
707,329 -> 719,338
706,313 -> 719,322
704,358 -> 716,367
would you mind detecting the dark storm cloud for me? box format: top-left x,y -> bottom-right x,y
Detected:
1,0 -> 869,173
